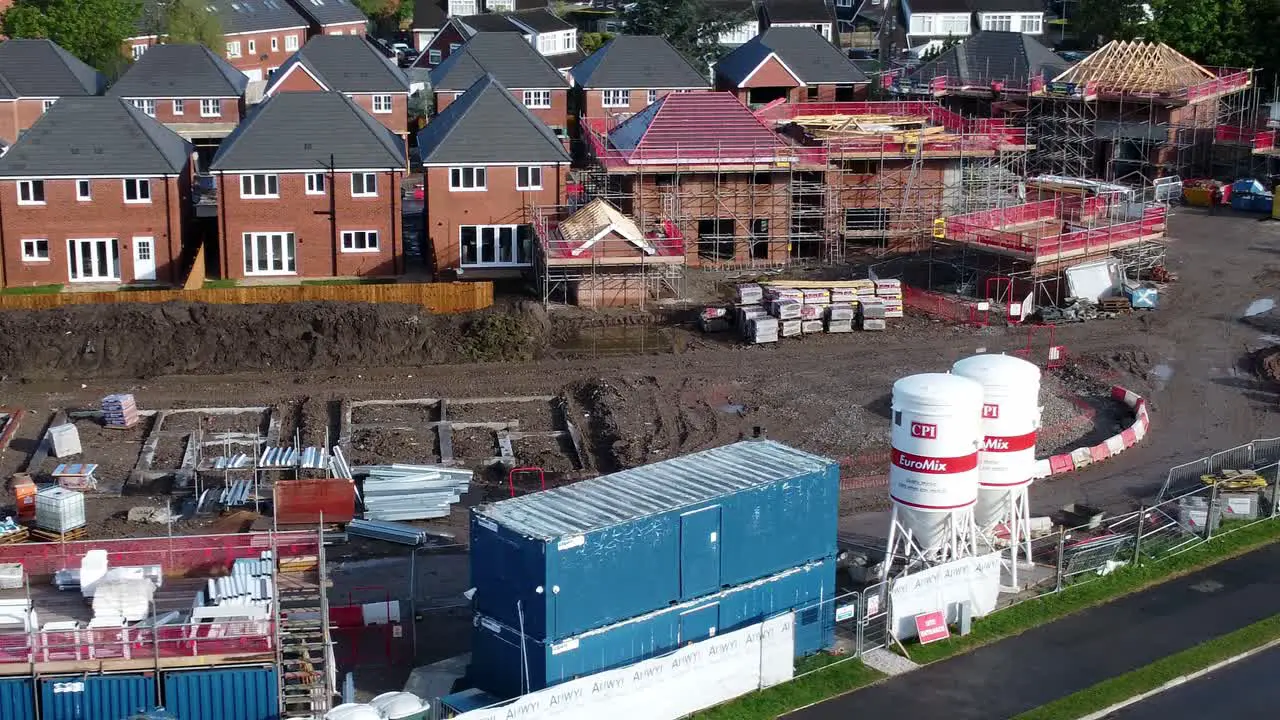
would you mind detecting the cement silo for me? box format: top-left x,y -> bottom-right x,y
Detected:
883,373 -> 984,578
952,353 -> 1041,586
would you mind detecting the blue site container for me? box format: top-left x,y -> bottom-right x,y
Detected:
40,673 -> 154,720
0,677 -> 34,720
470,555 -> 837,699
470,440 -> 839,641
163,667 -> 279,720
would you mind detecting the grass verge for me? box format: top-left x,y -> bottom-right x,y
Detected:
0,284 -> 63,295
690,518 -> 1280,720
202,279 -> 237,289
1013,613 -> 1280,720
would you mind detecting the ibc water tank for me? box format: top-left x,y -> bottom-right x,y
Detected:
371,692 -> 430,720
951,354 -> 1041,529
888,373 -> 984,552
324,704 -> 387,720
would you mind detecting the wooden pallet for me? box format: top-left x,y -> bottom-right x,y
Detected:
0,529 -> 28,545
29,526 -> 87,543
1099,298 -> 1131,313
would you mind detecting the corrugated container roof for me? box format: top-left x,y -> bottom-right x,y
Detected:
475,440 -> 833,539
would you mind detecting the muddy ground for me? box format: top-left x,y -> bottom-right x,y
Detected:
3,209 -> 1280,695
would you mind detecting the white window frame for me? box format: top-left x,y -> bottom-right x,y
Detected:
132,99 -> 156,116
459,224 -> 531,268
448,43 -> 460,53
428,49 -> 442,64
341,230 -> 380,253
285,34 -> 299,51
647,89 -> 658,105
562,31 -> 575,52
42,99 -> 55,113
200,99 -> 221,117
123,178 -> 152,204
132,44 -> 148,60
447,0 -> 475,15
602,89 -> 629,108
1020,14 -> 1042,33
836,0 -> 851,6
351,172 -> 378,197
916,15 -> 935,34
372,94 -> 394,113
240,174 -> 280,199
982,14 -> 1012,32
242,232 -> 297,276
172,99 -> 185,115
516,166 -> 542,191
76,179 -> 91,201
227,41 -> 242,59
17,180 -> 45,205
66,238 -> 120,282
271,36 -> 279,52
21,238 -> 49,262
305,172 -> 326,195
248,40 -> 257,55
523,90 -> 551,109
449,166 -> 486,192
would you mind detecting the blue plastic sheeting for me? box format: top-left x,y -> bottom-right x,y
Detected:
0,677 -> 34,720
40,674 -> 153,720
471,555 -> 837,699
163,667 -> 279,720
470,440 -> 840,640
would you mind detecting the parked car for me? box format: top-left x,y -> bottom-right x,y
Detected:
391,42 -> 418,66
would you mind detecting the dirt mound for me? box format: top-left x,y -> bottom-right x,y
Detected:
0,301 -> 549,379
1254,346 -> 1280,384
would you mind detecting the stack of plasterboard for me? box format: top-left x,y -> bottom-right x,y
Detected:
827,304 -> 856,333
830,287 -> 859,304
801,320 -> 824,333
799,304 -> 824,321
92,578 -> 156,623
875,279 -> 904,318
101,394 -> 139,429
780,319 -> 802,337
746,317 -> 779,344
738,305 -> 768,335
861,300 -> 887,331
764,286 -> 803,304
736,284 -> 764,305
801,288 -> 830,306
771,300 -> 802,320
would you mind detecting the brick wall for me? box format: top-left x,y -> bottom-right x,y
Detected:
270,65 -> 408,137
120,97 -> 243,126
0,176 -> 188,287
0,98 -> 51,144
215,170 -> 403,280
424,164 -> 566,276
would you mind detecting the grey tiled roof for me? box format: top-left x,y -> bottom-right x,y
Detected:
210,91 -> 406,171
761,0 -> 836,24
136,0 -> 308,37
458,13 -> 525,33
571,35 -> 708,89
545,50 -> 584,71
0,97 -> 191,177
286,0 -> 368,27
911,31 -> 1071,87
0,40 -> 108,100
271,35 -> 410,93
430,33 -> 568,90
715,26 -> 869,85
108,44 -> 248,99
416,74 -> 569,165
507,8 -> 571,33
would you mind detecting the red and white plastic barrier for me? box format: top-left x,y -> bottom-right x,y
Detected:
1031,386 -> 1148,479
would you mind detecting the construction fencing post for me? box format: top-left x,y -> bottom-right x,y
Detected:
1207,479 -> 1220,540
1132,503 -> 1145,565
1054,531 -> 1066,592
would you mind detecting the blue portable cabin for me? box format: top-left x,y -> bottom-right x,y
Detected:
469,440 -> 840,641
470,556 -> 837,699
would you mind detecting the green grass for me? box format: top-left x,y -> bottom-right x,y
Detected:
1014,613 -> 1280,720
906,518 -> 1280,665
687,518 -> 1280,720
202,279 -> 237,289
0,283 -> 63,295
690,656 -> 884,720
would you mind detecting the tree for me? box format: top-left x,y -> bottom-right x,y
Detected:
919,36 -> 960,62
581,32 -> 614,55
623,0 -> 746,69
1073,0 -> 1145,47
2,0 -> 143,74
159,0 -> 224,51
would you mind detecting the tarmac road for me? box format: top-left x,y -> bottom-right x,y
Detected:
785,542 -> 1280,720
1103,643 -> 1280,720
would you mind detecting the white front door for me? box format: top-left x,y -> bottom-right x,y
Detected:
67,238 -> 120,282
132,236 -> 156,281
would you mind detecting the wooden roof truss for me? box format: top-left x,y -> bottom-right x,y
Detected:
1053,41 -> 1214,96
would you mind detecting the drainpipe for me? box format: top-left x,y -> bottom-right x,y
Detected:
0,184 -> 7,288
218,173 -> 230,280
389,169 -> 399,276
329,153 -> 338,277
165,175 -> 175,284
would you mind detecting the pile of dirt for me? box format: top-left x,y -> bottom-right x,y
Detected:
1254,346 -> 1280,384
0,301 -> 550,379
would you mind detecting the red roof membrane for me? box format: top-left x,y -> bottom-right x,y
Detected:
608,91 -> 789,165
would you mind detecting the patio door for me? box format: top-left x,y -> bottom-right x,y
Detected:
67,238 -> 120,282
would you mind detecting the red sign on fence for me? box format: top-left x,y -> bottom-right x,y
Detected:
915,611 -> 951,645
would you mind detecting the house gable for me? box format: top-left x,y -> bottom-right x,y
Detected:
270,62 -> 331,93
740,54 -> 805,89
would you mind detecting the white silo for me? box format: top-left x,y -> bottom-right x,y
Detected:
882,373 -> 984,579
952,353 -> 1041,587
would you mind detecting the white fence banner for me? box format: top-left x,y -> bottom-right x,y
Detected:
454,613 -> 795,720
890,553 -> 1001,639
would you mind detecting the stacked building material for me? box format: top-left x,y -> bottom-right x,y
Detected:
801,319 -> 824,333
874,279 -> 904,318
861,300 -> 886,330
0,563 -> 22,590
348,518 -> 428,545
738,304 -> 768,335
781,319 -> 802,337
771,299 -> 801,320
91,578 -> 155,622
827,304 -> 855,333
52,463 -> 97,490
101,394 -> 139,429
799,304 -> 824,321
699,306 -> 731,333
47,424 -> 82,458
736,284 -> 764,304
204,556 -> 274,609
35,487 -> 85,534
830,286 -> 859,305
745,316 -> 779,344
361,465 -> 473,521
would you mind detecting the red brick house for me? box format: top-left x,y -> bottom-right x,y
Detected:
570,35 -> 709,120
0,39 -> 107,146
0,98 -> 193,288
106,44 -> 249,171
713,26 -> 870,106
209,92 -> 407,280
265,35 -> 411,139
127,0 -> 311,81
285,0 -> 368,37
429,32 -> 571,138
416,74 -> 569,279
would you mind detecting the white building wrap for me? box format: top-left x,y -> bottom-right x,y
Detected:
453,613 -> 796,720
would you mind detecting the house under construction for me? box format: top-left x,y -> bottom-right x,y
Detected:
1029,40 -> 1254,185
535,91 -> 1033,304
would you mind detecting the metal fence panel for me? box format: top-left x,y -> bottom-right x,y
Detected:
1207,443 -> 1254,475
1252,437 -> 1280,466
1161,458 -> 1209,500
857,582 -> 889,655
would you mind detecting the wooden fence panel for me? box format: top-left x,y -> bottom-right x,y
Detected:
0,281 -> 494,314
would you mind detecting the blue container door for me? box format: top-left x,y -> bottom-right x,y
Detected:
40,674 -> 153,720
679,603 -> 720,645
679,506 -> 722,599
0,677 -> 35,720
163,667 -> 279,720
